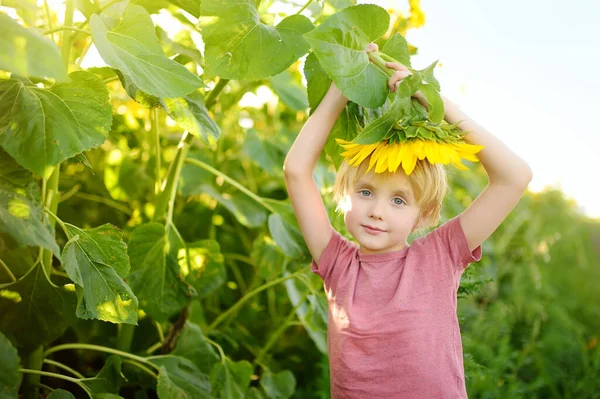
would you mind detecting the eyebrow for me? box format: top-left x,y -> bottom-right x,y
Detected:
355,181 -> 413,201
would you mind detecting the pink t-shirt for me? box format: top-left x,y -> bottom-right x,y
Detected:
311,216 -> 482,399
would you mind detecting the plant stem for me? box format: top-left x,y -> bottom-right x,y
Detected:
71,192 -> 133,215
206,265 -> 311,332
254,291 -> 308,367
43,26 -> 91,36
184,158 -> 275,213
205,78 -> 229,110
153,132 -> 193,223
205,337 -> 226,363
116,324 -> 135,353
122,359 -> 158,379
23,348 -> 44,399
0,257 -> 16,282
44,207 -> 70,238
295,0 -> 314,15
43,359 -> 85,379
151,107 -> 161,196
44,343 -> 159,371
19,369 -> 92,398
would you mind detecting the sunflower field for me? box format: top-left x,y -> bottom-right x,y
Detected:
0,0 -> 599,398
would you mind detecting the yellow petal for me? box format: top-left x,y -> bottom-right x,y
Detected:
402,151 -> 418,175
388,143 -> 402,173
367,142 -> 387,172
375,145 -> 392,173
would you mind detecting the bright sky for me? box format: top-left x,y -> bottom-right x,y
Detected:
360,0 -> 600,218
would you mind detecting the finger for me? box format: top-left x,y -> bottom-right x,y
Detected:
388,70 -> 411,91
385,61 -> 409,72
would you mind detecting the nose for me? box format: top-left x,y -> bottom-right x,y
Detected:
368,199 -> 385,220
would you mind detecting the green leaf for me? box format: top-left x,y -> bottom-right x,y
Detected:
284,276 -> 327,354
303,4 -> 390,108
0,264 -> 75,351
0,14 -> 67,80
62,224 -> 138,325
209,358 -> 253,399
200,185 -> 268,229
0,150 -> 61,257
325,102 -> 361,167
128,223 -> 194,322
242,130 -> 286,176
172,322 -> 220,375
80,355 -> 126,395
47,390 -> 76,399
161,92 -> 220,143
116,71 -> 217,144
381,33 -> 412,68
90,4 -> 203,98
267,213 -> 307,259
200,0 -> 313,80
245,387 -> 266,399
148,355 -> 213,399
269,71 -> 308,111
252,235 -> 286,280
417,82 -> 444,124
0,331 -> 20,399
419,60 -> 441,92
168,0 -> 201,17
260,369 -> 296,399
303,52 -> 331,112
0,72 -> 112,177
183,240 -> 225,298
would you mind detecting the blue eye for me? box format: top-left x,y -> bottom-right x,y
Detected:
393,198 -> 405,205
359,190 -> 371,197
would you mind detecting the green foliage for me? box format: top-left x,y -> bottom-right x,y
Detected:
0,1 -> 598,398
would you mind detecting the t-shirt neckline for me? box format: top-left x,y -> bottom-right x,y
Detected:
357,245 -> 410,263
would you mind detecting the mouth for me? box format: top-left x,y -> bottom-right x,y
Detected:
362,225 -> 386,235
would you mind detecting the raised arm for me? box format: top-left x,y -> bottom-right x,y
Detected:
439,96 -> 533,252
283,82 -> 348,264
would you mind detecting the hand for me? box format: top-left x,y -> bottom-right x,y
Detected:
365,42 -> 379,53
385,61 -> 412,93
385,61 -> 428,108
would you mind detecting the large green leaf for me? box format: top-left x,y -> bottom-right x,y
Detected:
183,240 -> 226,298
62,224 -> 138,325
80,355 -> 126,395
0,72 -> 112,177
116,71 -> 218,143
0,150 -> 60,257
148,355 -> 213,399
172,322 -> 220,375
0,14 -> 67,80
252,235 -> 286,280
209,358 -> 253,399
0,331 -> 20,399
304,52 -> 360,167
90,4 -> 203,98
260,369 -> 296,399
303,4 -> 390,108
200,0 -> 314,80
161,92 -> 220,143
0,264 -> 75,351
46,390 -> 76,399
242,130 -> 286,176
268,213 -> 308,259
381,33 -> 412,69
168,0 -> 201,17
128,223 -> 194,322
284,276 -> 327,354
269,71 -> 308,111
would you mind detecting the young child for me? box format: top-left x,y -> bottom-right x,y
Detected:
283,43 -> 532,398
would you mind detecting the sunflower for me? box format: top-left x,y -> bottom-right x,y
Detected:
337,138 -> 484,175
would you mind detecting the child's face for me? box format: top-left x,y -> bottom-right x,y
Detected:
343,169 -> 421,255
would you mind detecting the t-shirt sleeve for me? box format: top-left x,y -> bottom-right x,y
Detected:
431,215 -> 483,273
311,228 -> 355,284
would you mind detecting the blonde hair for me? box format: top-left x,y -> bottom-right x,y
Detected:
333,156 -> 448,229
